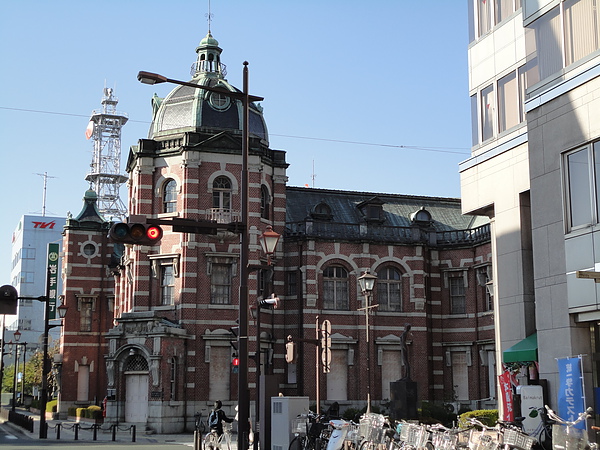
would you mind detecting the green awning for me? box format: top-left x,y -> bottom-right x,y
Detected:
503,333 -> 538,363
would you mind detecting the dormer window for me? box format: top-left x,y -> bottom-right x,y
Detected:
410,207 -> 432,226
310,201 -> 333,221
357,196 -> 385,223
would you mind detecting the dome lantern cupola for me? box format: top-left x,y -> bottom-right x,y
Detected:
191,31 -> 226,79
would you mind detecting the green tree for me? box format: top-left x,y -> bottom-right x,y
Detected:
2,342 -> 60,399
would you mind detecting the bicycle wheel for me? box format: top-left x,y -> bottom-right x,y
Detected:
537,425 -> 553,450
359,440 -> 378,450
204,431 -> 220,450
289,436 -> 305,450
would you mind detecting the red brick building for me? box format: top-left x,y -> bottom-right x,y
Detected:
56,31 -> 494,433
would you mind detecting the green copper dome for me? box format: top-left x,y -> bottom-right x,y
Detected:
148,32 -> 269,144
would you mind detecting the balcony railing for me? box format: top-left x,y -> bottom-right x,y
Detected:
285,220 -> 490,247
207,208 -> 240,224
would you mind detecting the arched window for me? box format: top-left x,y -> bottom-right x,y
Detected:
163,179 -> 177,213
213,176 -> 232,210
377,267 -> 402,311
311,201 -> 333,220
323,266 -> 349,310
260,185 -> 270,219
212,176 -> 232,222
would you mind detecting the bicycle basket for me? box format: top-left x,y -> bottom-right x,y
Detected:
431,431 -> 458,450
359,413 -> 386,444
469,429 -> 500,450
552,424 -> 587,450
403,424 -> 430,448
346,423 -> 360,444
503,429 -> 536,450
292,418 -> 308,435
222,422 -> 233,433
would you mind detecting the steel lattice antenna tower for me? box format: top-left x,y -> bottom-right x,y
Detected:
85,87 -> 129,220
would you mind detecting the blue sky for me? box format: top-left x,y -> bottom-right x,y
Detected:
0,1 -> 471,283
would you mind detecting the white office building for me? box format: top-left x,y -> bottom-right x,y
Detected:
461,0 -> 600,412
7,215 -> 66,355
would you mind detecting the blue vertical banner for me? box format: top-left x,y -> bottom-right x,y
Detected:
46,243 -> 59,320
557,356 -> 585,429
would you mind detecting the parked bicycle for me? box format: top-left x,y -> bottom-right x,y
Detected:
496,418 -> 536,450
467,417 -> 503,450
545,406 -> 596,450
358,413 -> 388,450
525,407 -> 554,450
428,423 -> 467,450
194,410 -> 208,434
289,411 -> 329,450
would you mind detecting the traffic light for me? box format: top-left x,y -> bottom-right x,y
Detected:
232,353 -> 239,373
229,326 -> 239,351
108,221 -> 163,245
0,284 -> 18,315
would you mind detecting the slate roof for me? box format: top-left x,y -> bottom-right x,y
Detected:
285,186 -> 489,232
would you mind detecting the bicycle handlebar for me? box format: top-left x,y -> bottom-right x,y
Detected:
545,406 -> 593,426
468,417 -> 498,431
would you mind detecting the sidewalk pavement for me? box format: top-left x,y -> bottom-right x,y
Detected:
1,406 -> 241,447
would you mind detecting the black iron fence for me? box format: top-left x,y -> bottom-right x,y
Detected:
0,407 -> 34,433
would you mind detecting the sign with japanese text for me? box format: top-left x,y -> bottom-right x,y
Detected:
557,356 -> 585,429
47,243 -> 59,320
499,370 -> 514,421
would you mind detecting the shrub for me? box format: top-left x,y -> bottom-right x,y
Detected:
458,409 -> 498,428
419,402 -> 457,427
76,407 -> 86,418
87,405 -> 101,419
342,407 -> 362,422
68,407 -> 77,417
46,399 -> 57,413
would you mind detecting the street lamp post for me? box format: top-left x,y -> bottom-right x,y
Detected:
12,330 -> 22,412
10,331 -> 27,411
138,65 -> 263,450
39,301 -> 68,438
357,271 -> 377,414
250,226 -> 280,450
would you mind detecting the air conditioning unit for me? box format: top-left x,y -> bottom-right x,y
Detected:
449,402 -> 461,414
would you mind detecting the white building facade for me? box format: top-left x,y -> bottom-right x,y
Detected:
461,0 -> 600,413
8,215 -> 66,353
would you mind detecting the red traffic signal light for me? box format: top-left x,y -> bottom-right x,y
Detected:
232,354 -> 239,373
109,222 -> 163,245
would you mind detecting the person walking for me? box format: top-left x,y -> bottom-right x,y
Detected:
208,400 -> 234,436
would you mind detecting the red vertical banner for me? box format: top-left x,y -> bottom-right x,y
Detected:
499,370 -> 514,421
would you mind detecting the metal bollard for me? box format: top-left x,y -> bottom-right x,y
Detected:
93,423 -> 98,441
56,422 -> 61,440
194,430 -> 200,450
112,424 -> 116,441
74,423 -> 79,440
132,424 -> 136,442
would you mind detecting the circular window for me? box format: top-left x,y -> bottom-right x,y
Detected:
82,242 -> 97,257
209,92 -> 230,111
